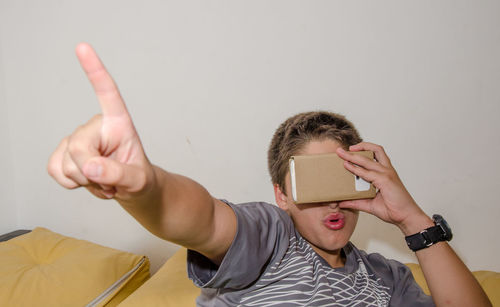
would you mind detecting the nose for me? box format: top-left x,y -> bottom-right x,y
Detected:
328,202 -> 339,209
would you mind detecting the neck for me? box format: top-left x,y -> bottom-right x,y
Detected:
310,245 -> 346,268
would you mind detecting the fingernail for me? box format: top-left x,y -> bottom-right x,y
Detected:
86,162 -> 102,178
102,191 -> 115,199
337,147 -> 345,153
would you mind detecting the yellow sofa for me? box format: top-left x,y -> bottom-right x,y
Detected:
1,228 -> 498,306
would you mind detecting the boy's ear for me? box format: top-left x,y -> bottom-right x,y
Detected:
274,184 -> 289,211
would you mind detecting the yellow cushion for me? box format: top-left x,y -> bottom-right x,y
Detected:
119,248 -> 199,307
0,227 -> 150,307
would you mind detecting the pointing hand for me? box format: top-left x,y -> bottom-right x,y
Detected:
48,43 -> 154,200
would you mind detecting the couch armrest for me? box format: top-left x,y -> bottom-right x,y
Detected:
0,230 -> 31,242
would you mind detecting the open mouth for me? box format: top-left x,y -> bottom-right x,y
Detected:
323,213 -> 345,230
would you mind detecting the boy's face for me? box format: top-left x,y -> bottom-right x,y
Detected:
274,139 -> 359,264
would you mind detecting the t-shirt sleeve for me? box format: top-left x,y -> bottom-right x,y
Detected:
187,200 -> 293,290
369,254 -> 435,307
388,260 -> 435,306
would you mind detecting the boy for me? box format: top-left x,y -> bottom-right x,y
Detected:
48,43 -> 491,306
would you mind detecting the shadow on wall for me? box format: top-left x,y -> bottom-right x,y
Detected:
352,212 -> 412,258
126,234 -> 180,274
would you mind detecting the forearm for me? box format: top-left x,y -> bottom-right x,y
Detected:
116,165 -> 217,246
401,216 -> 492,307
417,242 -> 491,306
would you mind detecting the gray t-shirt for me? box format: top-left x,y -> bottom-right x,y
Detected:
188,201 -> 434,306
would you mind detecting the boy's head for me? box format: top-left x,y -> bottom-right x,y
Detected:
267,111 -> 363,263
267,111 -> 362,194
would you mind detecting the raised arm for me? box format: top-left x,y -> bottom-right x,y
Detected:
336,143 -> 492,307
47,43 -> 236,264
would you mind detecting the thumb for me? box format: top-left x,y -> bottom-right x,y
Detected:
82,157 -> 147,192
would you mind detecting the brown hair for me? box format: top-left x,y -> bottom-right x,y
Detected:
267,111 -> 362,193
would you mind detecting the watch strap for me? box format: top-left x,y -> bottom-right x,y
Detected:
405,225 -> 445,252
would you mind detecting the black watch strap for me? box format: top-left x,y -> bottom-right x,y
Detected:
405,225 -> 445,252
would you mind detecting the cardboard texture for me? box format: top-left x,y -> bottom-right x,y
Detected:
290,151 -> 376,204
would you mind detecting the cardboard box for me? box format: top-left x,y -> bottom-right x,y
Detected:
289,151 -> 376,204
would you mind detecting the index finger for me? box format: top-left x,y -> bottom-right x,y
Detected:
76,43 -> 129,117
348,142 -> 392,167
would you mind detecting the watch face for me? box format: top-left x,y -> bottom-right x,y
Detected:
433,214 -> 453,241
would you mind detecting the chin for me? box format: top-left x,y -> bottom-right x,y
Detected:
326,239 -> 350,251
309,232 -> 351,252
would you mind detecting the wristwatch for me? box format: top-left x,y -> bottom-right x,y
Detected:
405,214 -> 453,252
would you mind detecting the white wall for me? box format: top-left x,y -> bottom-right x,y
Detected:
1,1 -> 499,273
0,39 -> 17,234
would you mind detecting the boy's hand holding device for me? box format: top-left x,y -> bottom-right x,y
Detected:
336,142 -> 434,235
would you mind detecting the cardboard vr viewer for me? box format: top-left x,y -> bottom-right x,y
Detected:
289,151 -> 376,204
